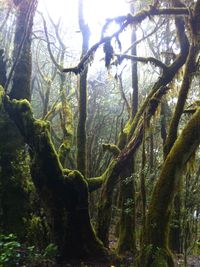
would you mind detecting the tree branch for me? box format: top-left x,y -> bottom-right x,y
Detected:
62,6 -> 189,74
115,54 -> 168,70
40,13 -> 63,72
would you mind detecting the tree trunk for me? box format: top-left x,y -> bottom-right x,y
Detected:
139,108 -> 200,267
3,93 -> 108,261
117,160 -> 136,253
139,2 -> 200,265
0,0 -> 37,239
163,0 -> 200,254
9,0 -> 37,101
76,0 -> 90,176
117,2 -> 137,252
97,12 -> 189,246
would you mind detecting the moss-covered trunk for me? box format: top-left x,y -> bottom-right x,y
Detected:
0,0 -> 37,238
163,0 -> 200,255
117,3 -> 137,251
9,0 -> 37,101
139,108 -> 200,267
138,2 -> 200,265
117,161 -> 136,253
169,192 -> 183,253
0,110 -> 29,237
76,0 -> 90,176
96,10 -> 189,246
3,94 -> 108,261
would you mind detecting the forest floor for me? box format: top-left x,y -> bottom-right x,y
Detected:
52,255 -> 200,267
176,255 -> 200,267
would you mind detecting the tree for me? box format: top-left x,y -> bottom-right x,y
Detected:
0,0 -> 37,239
76,0 -> 90,176
1,0 -> 200,266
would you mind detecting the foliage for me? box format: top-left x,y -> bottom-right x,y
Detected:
0,234 -> 22,267
1,0 -> 200,265
0,233 -> 57,267
25,214 -> 50,250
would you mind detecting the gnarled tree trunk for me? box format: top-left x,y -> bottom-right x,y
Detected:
3,92 -> 108,261
0,0 -> 37,238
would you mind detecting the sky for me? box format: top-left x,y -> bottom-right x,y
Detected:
38,0 -> 130,43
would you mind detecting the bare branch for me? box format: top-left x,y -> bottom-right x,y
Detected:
46,12 -> 66,51
124,19 -> 165,54
0,6 -> 11,32
62,6 -> 189,74
40,12 -> 63,72
117,67 -> 131,115
115,54 -> 168,70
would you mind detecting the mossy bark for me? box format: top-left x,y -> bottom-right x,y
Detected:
4,95 -> 108,261
164,44 -> 199,157
0,50 -> 6,87
9,0 -> 36,101
0,109 -> 30,238
76,0 -> 90,176
139,108 -> 200,267
97,12 -> 189,246
0,0 -> 37,239
169,192 -> 183,253
117,3 -> 137,252
163,0 -> 200,254
96,86 -> 182,246
117,162 -> 136,253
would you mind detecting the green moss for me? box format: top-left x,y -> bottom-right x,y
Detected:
0,102 -> 32,239
87,176 -> 104,191
123,120 -> 131,135
9,0 -> 36,101
117,171 -> 136,254
102,143 -> 121,157
0,85 -> 4,109
138,246 -> 174,267
67,170 -> 88,193
63,168 -> 71,176
12,98 -> 32,111
151,250 -> 169,267
5,96 -> 110,261
141,108 -> 200,267
117,122 -> 130,149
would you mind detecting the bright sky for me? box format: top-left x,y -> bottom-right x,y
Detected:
38,0 -> 130,43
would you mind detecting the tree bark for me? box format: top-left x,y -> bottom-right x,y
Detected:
2,92 -> 108,261
139,107 -> 200,267
97,12 -> 189,246
117,3 -> 137,253
76,0 -> 90,176
0,0 -> 37,239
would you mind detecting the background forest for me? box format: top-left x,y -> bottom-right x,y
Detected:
0,0 -> 200,266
